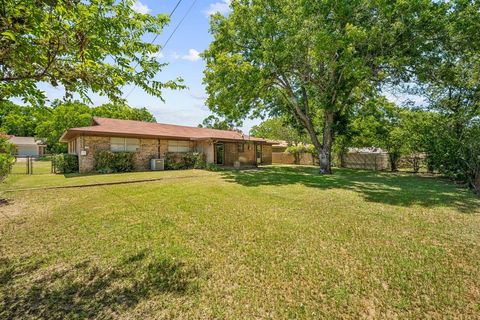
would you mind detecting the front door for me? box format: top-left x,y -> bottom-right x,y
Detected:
256,144 -> 262,164
215,143 -> 224,165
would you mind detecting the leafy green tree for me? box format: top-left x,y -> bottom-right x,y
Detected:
413,0 -> 480,191
0,100 -> 49,136
198,115 -> 238,130
0,0 -> 184,104
35,101 -> 92,152
93,103 -> 156,122
203,0 -> 437,173
348,98 -> 411,171
250,117 -> 308,144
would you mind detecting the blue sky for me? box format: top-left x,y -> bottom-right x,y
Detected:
36,0 -> 263,133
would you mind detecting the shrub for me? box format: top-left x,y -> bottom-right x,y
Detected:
165,152 -> 206,170
52,154 -> 79,173
94,150 -> 135,173
193,152 -> 206,169
206,163 -> 223,172
0,154 -> 14,181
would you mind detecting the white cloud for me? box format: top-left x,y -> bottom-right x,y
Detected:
181,49 -> 201,62
204,0 -> 231,17
131,1 -> 151,14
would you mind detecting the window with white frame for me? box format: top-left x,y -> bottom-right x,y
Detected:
110,137 -> 140,152
168,140 -> 191,153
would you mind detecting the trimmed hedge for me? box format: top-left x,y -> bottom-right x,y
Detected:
165,152 -> 206,170
52,154 -> 79,173
94,150 -> 135,173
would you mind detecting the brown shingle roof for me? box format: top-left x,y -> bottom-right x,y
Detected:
60,117 -> 270,143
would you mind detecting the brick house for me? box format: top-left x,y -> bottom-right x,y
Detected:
60,117 -> 273,173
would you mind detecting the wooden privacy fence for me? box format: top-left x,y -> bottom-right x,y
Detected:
272,152 -> 315,165
340,152 -> 389,171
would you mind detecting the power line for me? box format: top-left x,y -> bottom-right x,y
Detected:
123,0 -> 198,99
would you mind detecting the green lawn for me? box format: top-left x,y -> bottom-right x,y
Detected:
1,166 -> 479,319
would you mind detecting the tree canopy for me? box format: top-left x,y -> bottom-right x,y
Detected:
250,117 -> 308,144
203,0 -> 440,173
0,0 -> 184,104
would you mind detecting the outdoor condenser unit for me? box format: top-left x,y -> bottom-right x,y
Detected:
150,158 -> 165,171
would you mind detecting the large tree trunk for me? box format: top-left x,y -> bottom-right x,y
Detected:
319,110 -> 334,174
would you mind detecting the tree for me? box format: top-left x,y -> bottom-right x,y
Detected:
35,101 -> 93,152
198,115 -> 238,130
413,0 -> 480,191
93,103 -> 156,122
348,98 -> 410,171
203,0 -> 437,173
0,100 -> 49,136
250,117 -> 308,144
0,0 -> 184,104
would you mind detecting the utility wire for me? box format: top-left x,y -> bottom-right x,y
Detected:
123,0 -> 198,99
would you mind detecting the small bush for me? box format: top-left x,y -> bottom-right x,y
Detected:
94,151 -> 135,173
193,152 -> 206,169
206,163 -> 223,172
165,152 -> 206,170
0,154 -> 14,181
52,154 -> 79,174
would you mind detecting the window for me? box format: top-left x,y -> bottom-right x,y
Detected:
237,143 -> 244,152
110,137 -> 140,152
168,140 -> 191,153
68,139 -> 77,154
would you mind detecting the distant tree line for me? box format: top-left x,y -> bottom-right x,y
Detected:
0,100 -> 155,153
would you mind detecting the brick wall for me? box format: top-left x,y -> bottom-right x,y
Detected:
76,135 -> 161,173
78,136 -> 110,173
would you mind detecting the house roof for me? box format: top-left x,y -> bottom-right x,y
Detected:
60,117 -> 271,143
8,136 -> 45,146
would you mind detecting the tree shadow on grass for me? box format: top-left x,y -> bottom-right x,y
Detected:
0,251 -> 200,319
221,166 -> 480,213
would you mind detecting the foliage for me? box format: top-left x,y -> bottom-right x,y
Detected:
198,115 -> 239,130
205,163 -> 223,172
250,117 -> 308,144
347,99 -> 414,171
0,100 -> 156,153
203,0 -> 437,173
165,152 -> 206,170
52,154 -> 78,174
0,0 -> 184,104
193,153 -> 206,169
410,1 -> 480,191
94,151 -> 135,173
285,143 -> 314,165
0,132 -> 14,180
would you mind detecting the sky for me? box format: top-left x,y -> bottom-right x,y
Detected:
32,0 -> 264,133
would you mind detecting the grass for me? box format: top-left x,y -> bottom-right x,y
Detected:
0,165 -> 479,319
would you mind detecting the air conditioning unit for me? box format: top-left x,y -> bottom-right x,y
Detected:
150,158 -> 165,171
